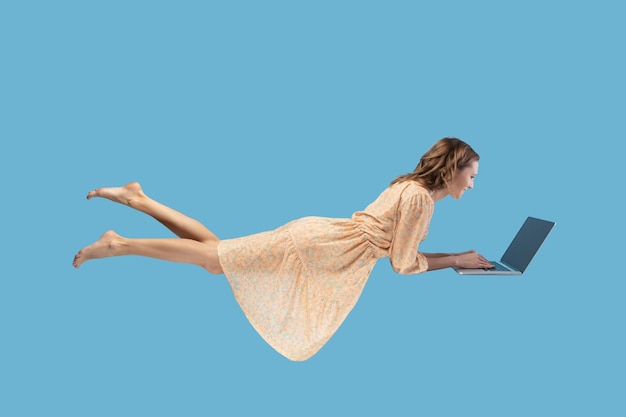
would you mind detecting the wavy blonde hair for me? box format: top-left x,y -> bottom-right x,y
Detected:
391,137 -> 480,190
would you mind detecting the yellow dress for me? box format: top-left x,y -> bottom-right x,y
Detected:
217,181 -> 434,361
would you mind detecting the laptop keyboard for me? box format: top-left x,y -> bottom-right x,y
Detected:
484,261 -> 510,271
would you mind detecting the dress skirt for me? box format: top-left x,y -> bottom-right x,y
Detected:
217,216 -> 379,361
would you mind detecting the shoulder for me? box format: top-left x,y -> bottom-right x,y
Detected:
393,181 -> 433,202
393,182 -> 434,219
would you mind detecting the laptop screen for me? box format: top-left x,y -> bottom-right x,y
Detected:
501,217 -> 555,272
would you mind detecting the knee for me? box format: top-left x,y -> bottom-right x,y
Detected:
203,240 -> 224,274
204,263 -> 224,275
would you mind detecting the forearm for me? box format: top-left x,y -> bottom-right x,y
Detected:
422,252 -> 459,271
423,250 -> 493,271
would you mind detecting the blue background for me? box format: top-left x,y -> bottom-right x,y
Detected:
1,1 -> 624,415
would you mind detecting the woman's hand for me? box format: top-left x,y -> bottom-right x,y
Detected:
455,250 -> 494,269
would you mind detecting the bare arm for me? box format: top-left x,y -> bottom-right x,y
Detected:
423,250 -> 493,271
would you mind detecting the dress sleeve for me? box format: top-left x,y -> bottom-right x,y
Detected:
389,190 -> 433,274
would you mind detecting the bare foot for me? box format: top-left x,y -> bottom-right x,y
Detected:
73,230 -> 123,268
86,182 -> 145,207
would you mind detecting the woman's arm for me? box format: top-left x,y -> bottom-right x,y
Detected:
423,250 -> 493,271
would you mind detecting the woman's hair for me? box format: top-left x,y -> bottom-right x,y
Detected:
390,137 -> 480,190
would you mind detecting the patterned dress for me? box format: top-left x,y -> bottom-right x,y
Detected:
217,181 -> 434,361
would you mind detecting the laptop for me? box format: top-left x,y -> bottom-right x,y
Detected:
454,216 -> 555,275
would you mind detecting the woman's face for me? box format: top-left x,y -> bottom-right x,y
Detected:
448,160 -> 479,199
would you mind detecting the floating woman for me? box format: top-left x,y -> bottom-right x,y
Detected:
73,137 -> 493,361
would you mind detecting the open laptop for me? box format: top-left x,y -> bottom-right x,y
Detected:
454,216 -> 555,275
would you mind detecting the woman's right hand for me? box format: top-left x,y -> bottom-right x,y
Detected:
455,250 -> 494,269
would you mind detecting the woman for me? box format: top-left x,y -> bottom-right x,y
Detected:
73,137 -> 493,361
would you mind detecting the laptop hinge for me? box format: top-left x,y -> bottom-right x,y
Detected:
500,260 -> 519,272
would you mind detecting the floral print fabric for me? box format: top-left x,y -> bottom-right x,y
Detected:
217,181 -> 434,361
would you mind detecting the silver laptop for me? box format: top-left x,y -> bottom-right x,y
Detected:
455,216 -> 555,275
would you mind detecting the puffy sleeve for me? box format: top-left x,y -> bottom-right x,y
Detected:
389,189 -> 434,274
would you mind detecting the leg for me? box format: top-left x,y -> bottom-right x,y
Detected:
73,230 -> 224,273
87,182 -> 218,243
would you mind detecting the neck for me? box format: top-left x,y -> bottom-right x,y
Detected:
431,188 -> 448,202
